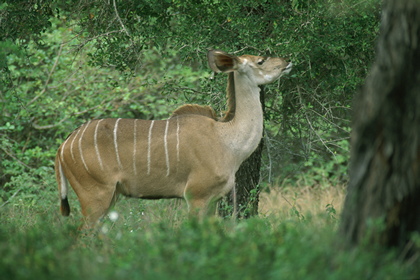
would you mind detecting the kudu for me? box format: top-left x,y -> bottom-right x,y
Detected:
55,50 -> 292,227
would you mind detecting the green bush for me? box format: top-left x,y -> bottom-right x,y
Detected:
0,201 -> 418,280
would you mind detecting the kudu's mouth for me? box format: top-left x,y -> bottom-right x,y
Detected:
283,62 -> 293,74
276,62 -> 292,77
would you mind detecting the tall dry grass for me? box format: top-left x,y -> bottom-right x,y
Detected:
259,184 -> 346,220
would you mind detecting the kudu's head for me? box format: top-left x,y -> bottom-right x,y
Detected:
207,50 -> 292,85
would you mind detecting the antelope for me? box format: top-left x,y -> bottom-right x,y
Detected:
55,49 -> 292,227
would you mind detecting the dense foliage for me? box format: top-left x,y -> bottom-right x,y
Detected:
1,0 -> 380,204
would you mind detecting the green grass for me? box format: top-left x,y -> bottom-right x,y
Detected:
1,186 -> 419,280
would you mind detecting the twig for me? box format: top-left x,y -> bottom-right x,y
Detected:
31,102 -> 106,130
232,45 -> 264,55
113,0 -> 131,38
0,189 -> 21,208
280,192 -> 294,208
232,184 -> 237,220
297,86 -> 337,158
264,131 -> 274,184
0,146 -> 31,169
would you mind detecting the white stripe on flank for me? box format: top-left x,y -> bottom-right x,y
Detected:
147,120 -> 155,175
164,119 -> 170,176
133,119 -> 138,175
176,117 -> 180,163
79,121 -> 91,173
175,118 -> 180,174
114,118 -> 123,170
94,119 -> 105,170
70,128 -> 81,162
60,135 -> 71,161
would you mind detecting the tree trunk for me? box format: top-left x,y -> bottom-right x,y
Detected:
233,138 -> 263,218
340,0 -> 420,251
218,86 -> 265,219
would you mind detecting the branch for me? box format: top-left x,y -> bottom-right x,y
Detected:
75,30 -> 125,51
27,43 -> 64,107
31,97 -> 112,130
113,0 -> 131,38
31,116 -> 70,130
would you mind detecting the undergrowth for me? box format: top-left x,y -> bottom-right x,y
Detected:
1,192 -> 419,280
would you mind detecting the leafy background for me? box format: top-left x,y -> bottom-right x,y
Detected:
1,0 -> 380,202
2,1 -> 420,279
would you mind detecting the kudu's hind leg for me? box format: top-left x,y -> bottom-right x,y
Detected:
186,197 -> 213,217
78,184 -> 118,228
184,178 -> 232,218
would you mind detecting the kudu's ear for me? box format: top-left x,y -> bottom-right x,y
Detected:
207,50 -> 238,73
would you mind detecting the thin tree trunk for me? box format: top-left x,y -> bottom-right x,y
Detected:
340,0 -> 420,252
233,137 -> 263,218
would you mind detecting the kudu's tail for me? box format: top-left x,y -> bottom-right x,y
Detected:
55,156 -> 71,216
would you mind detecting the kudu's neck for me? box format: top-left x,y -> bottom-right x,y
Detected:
218,71 -> 264,166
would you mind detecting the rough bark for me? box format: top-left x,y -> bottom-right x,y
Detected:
233,137 -> 263,218
340,0 -> 420,251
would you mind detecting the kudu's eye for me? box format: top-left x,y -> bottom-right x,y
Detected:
257,59 -> 265,65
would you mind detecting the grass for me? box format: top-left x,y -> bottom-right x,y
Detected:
0,182 -> 419,280
259,184 -> 345,220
